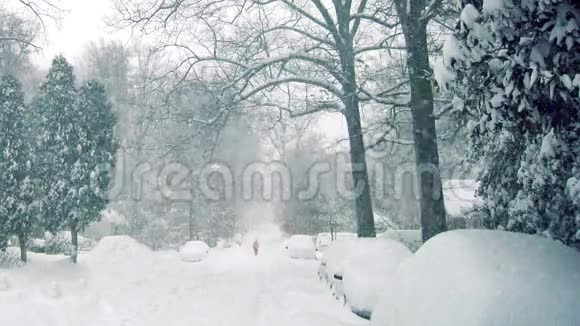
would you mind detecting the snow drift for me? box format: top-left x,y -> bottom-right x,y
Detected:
88,235 -> 151,265
371,230 -> 580,326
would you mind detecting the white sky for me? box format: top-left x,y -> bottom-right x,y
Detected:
28,0 -> 121,69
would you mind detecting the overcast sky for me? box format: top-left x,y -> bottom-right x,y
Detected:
18,0 -> 349,143
29,0 -> 121,68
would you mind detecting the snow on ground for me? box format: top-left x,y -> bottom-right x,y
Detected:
0,236 -> 367,326
371,230 -> 580,326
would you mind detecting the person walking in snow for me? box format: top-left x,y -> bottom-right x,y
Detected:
253,239 -> 260,256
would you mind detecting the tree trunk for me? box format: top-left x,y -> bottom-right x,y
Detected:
337,15 -> 376,238
70,224 -> 79,264
396,0 -> 447,242
18,233 -> 27,263
343,95 -> 376,237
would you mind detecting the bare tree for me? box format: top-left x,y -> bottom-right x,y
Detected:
111,0 -> 423,237
0,0 -> 63,49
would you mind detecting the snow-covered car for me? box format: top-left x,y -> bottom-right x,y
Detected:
179,241 -> 210,262
318,238 -> 358,285
371,230 -> 580,326
315,233 -> 332,252
341,239 -> 412,319
286,235 -> 316,259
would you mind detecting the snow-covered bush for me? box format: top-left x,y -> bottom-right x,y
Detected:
44,232 -> 72,255
342,239 -> 412,319
439,0 -> 580,248
44,232 -> 97,255
0,248 -> 22,268
26,238 -> 46,253
371,230 -> 580,326
378,230 -> 422,252
179,241 -> 210,262
287,235 -> 316,259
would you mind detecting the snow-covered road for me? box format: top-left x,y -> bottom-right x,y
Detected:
0,238 -> 368,326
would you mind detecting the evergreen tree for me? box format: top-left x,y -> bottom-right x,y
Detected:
439,1 -> 580,248
0,75 -> 37,261
68,80 -> 116,263
33,56 -> 79,250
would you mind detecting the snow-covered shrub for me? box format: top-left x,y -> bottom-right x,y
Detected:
44,232 -> 72,255
0,248 -> 23,268
371,230 -> 580,326
342,239 -> 412,319
439,0 -> 580,248
179,241 -> 210,262
26,238 -> 46,253
378,230 -> 422,252
287,235 -> 316,259
44,232 -> 97,255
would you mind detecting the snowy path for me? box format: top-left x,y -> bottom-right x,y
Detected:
0,240 -> 368,326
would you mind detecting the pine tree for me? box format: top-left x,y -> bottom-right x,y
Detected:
33,56 -> 79,252
0,75 -> 37,262
439,1 -> 580,248
68,80 -> 116,263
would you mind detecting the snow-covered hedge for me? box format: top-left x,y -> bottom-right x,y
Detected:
287,235 -> 316,259
179,241 -> 210,262
371,230 -> 580,326
342,239 -> 412,319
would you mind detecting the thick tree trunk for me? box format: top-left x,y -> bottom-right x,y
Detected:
18,233 -> 27,263
70,224 -> 79,264
343,94 -> 377,237
396,0 -> 448,242
339,44 -> 376,237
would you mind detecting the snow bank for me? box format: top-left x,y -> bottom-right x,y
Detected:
342,239 -> 412,319
378,230 -> 422,252
88,235 -> 151,265
371,230 -> 580,326
179,241 -> 210,262
287,235 -> 316,259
